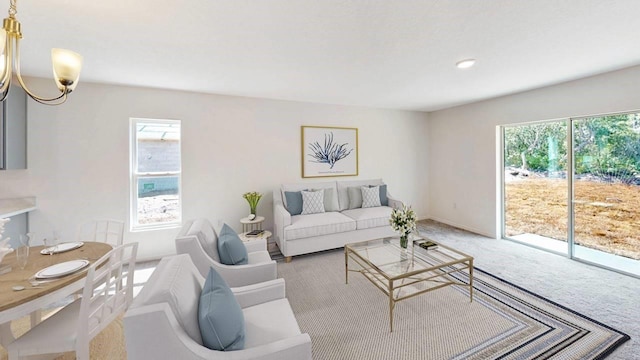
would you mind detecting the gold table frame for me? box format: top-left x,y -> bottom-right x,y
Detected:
345,236 -> 474,332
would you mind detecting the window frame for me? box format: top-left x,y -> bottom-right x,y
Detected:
129,118 -> 182,232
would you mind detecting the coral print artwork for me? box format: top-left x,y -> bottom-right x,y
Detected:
302,126 -> 358,178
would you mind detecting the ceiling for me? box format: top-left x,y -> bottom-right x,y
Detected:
12,0 -> 640,111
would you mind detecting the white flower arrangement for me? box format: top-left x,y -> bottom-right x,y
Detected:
389,205 -> 417,239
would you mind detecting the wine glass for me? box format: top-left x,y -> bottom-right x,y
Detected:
16,245 -> 29,269
50,231 -> 60,255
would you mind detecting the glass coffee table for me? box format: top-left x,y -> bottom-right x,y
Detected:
345,235 -> 474,332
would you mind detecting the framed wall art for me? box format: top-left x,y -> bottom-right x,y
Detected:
301,126 -> 358,178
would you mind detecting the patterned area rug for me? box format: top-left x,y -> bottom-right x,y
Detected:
278,248 -> 629,360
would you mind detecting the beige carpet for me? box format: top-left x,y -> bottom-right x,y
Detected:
0,310 -> 126,360
278,247 -> 629,360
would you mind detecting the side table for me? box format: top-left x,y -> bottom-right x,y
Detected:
240,215 -> 265,232
238,230 -> 272,243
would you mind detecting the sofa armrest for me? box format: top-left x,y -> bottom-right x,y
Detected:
125,303 -> 312,360
243,238 -> 267,253
232,278 -> 285,308
212,259 -> 278,288
175,236 -> 217,280
273,203 -> 292,252
387,195 -> 404,210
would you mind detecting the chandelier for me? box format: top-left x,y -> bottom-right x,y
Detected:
0,0 -> 82,105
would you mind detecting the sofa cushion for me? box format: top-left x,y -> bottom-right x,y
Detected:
284,191 -> 303,215
243,298 -> 301,348
218,224 -> 249,265
362,186 -> 382,208
135,254 -> 204,345
301,189 -> 325,215
188,219 -> 220,263
285,212 -> 356,241
337,179 -> 384,211
199,267 -> 245,351
341,206 -> 394,230
247,250 -> 272,265
348,186 -> 363,209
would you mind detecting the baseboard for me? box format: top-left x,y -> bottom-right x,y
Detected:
424,216 -> 495,239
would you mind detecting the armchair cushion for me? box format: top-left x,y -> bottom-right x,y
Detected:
243,298 -> 302,348
217,224 -> 248,265
189,219 -> 221,263
199,267 -> 245,351
134,254 -> 204,345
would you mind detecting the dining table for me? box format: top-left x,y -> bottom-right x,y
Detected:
0,242 -> 112,347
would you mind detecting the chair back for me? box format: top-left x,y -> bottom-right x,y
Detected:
78,242 -> 138,344
77,219 -> 125,246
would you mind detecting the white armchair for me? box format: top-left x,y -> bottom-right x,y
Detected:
124,254 -> 312,360
175,219 -> 277,287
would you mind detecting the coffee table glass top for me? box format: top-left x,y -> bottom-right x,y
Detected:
346,235 -> 473,279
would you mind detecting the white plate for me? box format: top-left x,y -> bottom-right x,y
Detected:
40,242 -> 84,255
35,259 -> 90,279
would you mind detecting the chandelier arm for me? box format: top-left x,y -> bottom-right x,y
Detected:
0,33 -> 13,99
13,36 -> 68,104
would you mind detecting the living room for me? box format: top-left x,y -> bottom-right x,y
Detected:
0,1 -> 639,359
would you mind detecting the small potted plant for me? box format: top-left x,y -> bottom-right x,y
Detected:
389,205 -> 417,249
243,191 -> 263,219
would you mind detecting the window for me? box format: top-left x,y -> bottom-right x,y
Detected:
130,119 -> 181,231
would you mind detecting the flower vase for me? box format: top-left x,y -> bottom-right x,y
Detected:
250,206 -> 257,216
400,235 -> 408,249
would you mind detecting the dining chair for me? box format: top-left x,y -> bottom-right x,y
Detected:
7,242 -> 139,360
76,219 -> 125,246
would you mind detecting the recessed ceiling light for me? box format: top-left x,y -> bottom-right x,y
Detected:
456,59 -> 476,69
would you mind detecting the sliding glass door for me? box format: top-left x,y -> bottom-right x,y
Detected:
572,114 -> 640,275
502,113 -> 640,277
503,121 -> 568,255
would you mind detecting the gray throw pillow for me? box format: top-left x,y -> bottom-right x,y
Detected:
217,224 -> 248,265
198,267 -> 245,351
284,191 -> 303,215
348,186 -> 363,209
308,188 -> 338,212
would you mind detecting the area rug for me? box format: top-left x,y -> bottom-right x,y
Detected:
0,311 -> 126,360
278,249 -> 630,360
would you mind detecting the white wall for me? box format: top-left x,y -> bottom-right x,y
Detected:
0,79 -> 429,260
427,65 -> 640,237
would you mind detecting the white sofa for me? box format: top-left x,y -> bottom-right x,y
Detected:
273,179 -> 403,261
176,219 -> 277,287
124,254 -> 312,360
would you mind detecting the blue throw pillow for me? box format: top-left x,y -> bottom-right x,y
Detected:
379,184 -> 388,206
198,267 -> 245,351
284,191 -> 303,215
217,224 -> 248,265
